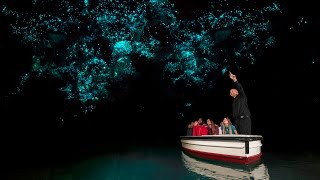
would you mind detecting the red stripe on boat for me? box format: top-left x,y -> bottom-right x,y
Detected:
182,147 -> 262,164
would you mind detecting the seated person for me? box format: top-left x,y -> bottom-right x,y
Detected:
206,119 -> 220,135
186,122 -> 194,136
220,117 -> 238,135
193,118 -> 208,136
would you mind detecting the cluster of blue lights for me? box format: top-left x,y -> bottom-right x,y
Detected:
1,0 -> 281,109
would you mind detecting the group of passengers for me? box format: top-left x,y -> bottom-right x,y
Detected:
187,117 -> 238,136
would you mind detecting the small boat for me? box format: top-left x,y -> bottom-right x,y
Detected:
181,151 -> 270,179
180,135 -> 263,164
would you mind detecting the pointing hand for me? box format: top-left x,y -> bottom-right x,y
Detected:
229,71 -> 237,82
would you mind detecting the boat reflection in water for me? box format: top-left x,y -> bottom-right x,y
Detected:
182,151 -> 270,179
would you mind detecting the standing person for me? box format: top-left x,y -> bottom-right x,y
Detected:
229,71 -> 252,135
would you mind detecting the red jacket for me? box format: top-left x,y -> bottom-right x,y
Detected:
192,125 -> 208,136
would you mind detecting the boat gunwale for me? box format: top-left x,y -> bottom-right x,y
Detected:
180,135 -> 263,142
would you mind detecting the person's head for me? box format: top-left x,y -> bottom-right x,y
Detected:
208,119 -> 218,134
223,117 -> 231,126
198,118 -> 203,125
206,119 -> 212,125
194,121 -> 198,126
230,88 -> 238,98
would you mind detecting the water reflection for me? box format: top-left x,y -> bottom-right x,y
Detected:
182,151 -> 270,180
7,149 -> 271,180
6,148 -> 320,180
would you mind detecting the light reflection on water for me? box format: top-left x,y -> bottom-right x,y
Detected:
181,151 -> 270,179
6,147 -> 320,180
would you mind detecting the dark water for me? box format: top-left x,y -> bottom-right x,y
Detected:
6,146 -> 320,180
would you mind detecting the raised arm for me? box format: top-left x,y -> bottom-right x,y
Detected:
229,72 -> 246,96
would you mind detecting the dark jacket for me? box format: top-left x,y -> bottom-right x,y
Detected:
232,81 -> 251,119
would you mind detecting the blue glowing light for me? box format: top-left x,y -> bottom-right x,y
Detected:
1,0 -> 282,106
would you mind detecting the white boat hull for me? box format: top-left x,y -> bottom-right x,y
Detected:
180,135 -> 263,164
